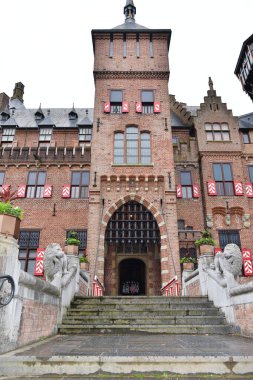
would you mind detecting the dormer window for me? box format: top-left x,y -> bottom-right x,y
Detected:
35,111 -> 44,122
79,127 -> 92,142
39,128 -> 52,143
1,112 -> 10,122
69,110 -> 78,120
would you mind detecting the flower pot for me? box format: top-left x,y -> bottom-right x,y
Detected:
65,244 -> 79,256
0,214 -> 20,239
183,262 -> 194,271
199,244 -> 214,255
80,262 -> 89,271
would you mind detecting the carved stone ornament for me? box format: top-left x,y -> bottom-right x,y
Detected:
206,214 -> 213,228
213,243 -> 242,277
43,243 -> 69,283
243,214 -> 250,228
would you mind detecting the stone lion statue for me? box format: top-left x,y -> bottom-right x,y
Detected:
213,243 -> 242,277
43,243 -> 69,283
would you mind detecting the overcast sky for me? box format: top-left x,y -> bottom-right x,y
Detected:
1,0 -> 252,116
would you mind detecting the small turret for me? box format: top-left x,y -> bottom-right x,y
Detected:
124,0 -> 136,23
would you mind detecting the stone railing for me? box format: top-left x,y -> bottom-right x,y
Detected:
161,276 -> 180,296
0,236 -> 81,354
182,248 -> 253,337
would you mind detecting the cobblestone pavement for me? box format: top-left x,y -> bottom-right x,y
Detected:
9,334 -> 253,358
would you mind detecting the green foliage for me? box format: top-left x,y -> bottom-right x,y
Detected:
195,229 -> 215,247
180,256 -> 196,264
0,201 -> 23,220
65,230 -> 80,246
79,256 -> 89,263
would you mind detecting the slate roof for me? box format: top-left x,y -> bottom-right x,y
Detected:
0,108 -> 93,128
239,112 -> 253,129
171,112 -> 189,128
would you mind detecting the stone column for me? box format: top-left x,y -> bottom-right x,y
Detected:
0,236 -> 22,353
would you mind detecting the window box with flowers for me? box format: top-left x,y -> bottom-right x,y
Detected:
65,231 -> 80,256
195,229 -> 215,255
180,255 -> 196,271
0,188 -> 23,239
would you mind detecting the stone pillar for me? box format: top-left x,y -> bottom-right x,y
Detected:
198,253 -> 215,296
0,236 -> 22,353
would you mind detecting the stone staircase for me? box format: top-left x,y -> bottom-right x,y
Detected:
59,296 -> 233,334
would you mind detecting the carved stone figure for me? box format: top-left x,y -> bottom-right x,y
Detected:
213,243 -> 242,277
43,243 -> 69,283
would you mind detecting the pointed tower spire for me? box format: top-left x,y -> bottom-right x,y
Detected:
124,0 -> 136,23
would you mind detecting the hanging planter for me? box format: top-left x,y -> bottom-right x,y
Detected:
0,188 -> 23,239
195,229 -> 215,256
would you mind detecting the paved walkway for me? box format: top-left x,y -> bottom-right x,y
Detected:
7,334 -> 253,357
1,334 -> 253,378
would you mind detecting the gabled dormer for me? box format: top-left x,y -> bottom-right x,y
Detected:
34,104 -> 45,122
68,104 -> 78,121
0,110 -> 10,123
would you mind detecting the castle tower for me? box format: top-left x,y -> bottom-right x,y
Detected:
87,0 -> 180,295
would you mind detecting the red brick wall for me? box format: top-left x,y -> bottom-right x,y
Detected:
234,303 -> 253,337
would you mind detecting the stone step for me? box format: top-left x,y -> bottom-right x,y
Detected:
73,296 -> 209,305
62,315 -> 226,325
66,308 -> 222,317
72,302 -> 215,310
58,324 -> 233,334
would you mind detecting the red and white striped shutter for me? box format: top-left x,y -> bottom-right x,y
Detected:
242,248 -> 253,276
207,180 -> 217,196
214,248 -> 222,256
43,185 -> 52,198
103,101 -> 110,113
242,248 -> 252,260
2,184 -> 10,193
176,184 -> 182,198
136,102 -> 142,113
122,101 -> 129,113
243,260 -> 253,276
154,102 -> 161,113
234,181 -> 244,196
193,184 -> 200,198
245,182 -> 253,198
34,248 -> 45,276
17,185 -> 26,198
62,184 -> 71,198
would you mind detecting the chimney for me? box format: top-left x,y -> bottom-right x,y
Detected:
11,82 -> 25,103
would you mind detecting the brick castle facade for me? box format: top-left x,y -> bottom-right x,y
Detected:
0,1 -> 253,295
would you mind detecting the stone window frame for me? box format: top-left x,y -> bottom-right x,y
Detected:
114,127 -> 151,165
26,171 -> 46,199
213,163 -> 234,196
18,230 -> 40,274
70,171 -> 90,199
180,171 -> 193,199
205,122 -> 230,142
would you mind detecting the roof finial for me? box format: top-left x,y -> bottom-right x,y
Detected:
208,77 -> 214,91
124,0 -> 136,23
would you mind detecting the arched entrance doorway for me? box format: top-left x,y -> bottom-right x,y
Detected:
104,201 -> 161,295
119,258 -> 146,295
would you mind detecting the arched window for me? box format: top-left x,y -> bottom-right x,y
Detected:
114,127 -> 151,165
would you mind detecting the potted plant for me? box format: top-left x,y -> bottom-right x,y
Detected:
65,230 -> 80,256
79,256 -> 89,271
0,187 -> 23,239
180,254 -> 196,271
195,229 -> 215,255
